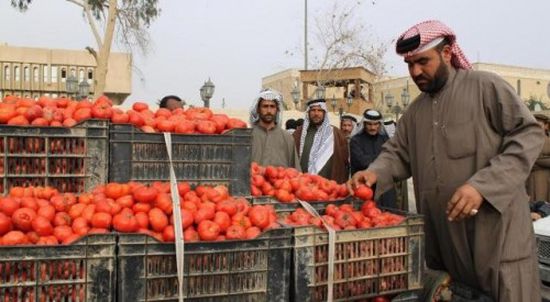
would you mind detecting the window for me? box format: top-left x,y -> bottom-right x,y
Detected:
61,68 -> 67,82
24,66 -> 30,82
52,93 -> 58,98
44,93 -> 50,98
51,66 -> 58,83
78,68 -> 85,82
70,68 -> 76,77
24,94 -> 30,98
4,65 -> 10,81
14,66 -> 20,81
43,65 -> 49,83
87,69 -> 93,82
33,67 -> 39,82
517,79 -> 521,96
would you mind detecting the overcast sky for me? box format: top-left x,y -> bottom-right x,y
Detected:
1,0 -> 549,109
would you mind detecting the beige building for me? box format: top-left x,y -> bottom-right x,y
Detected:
262,67 -> 378,116
263,63 -> 550,119
0,43 -> 132,104
374,63 -> 550,115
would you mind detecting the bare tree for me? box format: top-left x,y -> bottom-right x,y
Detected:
310,2 -> 386,81
11,0 -> 160,99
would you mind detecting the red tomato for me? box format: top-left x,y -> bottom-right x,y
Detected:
162,225 -> 175,242
213,211 -> 231,232
31,216 -> 54,236
248,206 -> 270,229
180,209 -> 194,229
132,102 -> 149,112
197,220 -> 220,241
113,212 -> 139,233
133,186 -> 158,204
149,208 -> 169,232
54,225 -> 74,242
226,118 -> 247,129
245,226 -> 262,239
135,212 -> 149,229
225,225 -> 245,240
2,231 -> 27,245
0,197 -> 20,216
354,185 -> 374,201
53,212 -> 72,226
196,120 -> 217,134
194,207 -> 215,224
91,212 -> 112,229
334,211 -> 357,229
12,208 -> 37,232
0,213 -> 13,235
183,228 -> 199,242
216,200 -> 238,216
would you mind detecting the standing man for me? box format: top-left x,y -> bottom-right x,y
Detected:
349,20 -> 543,301
340,115 -> 357,139
350,109 -> 396,208
250,89 -> 301,169
293,99 -> 348,183
159,95 -> 185,110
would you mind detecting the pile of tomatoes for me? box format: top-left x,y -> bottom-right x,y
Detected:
250,163 -> 349,203
0,182 -> 279,246
283,201 -> 405,230
0,95 -> 247,134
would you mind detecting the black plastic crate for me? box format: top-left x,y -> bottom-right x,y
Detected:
0,234 -> 116,301
290,205 -> 424,302
117,227 -> 292,302
109,124 -> 251,196
0,119 -> 109,194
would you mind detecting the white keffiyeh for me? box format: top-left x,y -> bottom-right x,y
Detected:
249,88 -> 283,125
299,101 -> 334,174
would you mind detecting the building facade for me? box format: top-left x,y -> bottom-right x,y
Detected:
262,67 -> 378,116
263,63 -> 550,119
0,43 -> 132,104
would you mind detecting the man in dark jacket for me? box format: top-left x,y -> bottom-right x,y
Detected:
350,109 -> 396,208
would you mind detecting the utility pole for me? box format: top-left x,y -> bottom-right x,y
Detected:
304,0 -> 308,70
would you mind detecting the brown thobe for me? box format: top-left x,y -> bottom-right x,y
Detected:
293,125 -> 349,184
251,124 -> 301,170
368,68 -> 544,301
527,136 -> 550,202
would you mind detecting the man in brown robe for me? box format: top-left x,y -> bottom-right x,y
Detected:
293,99 -> 349,183
250,89 -> 301,169
349,20 -> 544,301
527,114 -> 550,208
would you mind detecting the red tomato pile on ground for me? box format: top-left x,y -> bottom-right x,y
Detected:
250,162 -> 349,202
0,95 -> 247,134
283,201 -> 405,230
0,182 -> 278,246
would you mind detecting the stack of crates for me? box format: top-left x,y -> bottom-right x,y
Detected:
0,234 -> 116,301
108,124 -> 252,196
116,229 -> 293,301
0,119 -> 109,195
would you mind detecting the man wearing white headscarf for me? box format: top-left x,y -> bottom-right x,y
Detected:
293,99 -> 349,183
350,109 -> 396,208
250,89 -> 301,169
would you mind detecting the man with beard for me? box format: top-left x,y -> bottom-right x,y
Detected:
350,109 -> 396,208
250,89 -> 301,169
348,20 -> 543,301
293,99 -> 349,183
340,115 -> 357,139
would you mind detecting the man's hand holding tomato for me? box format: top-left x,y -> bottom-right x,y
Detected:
347,170 -> 378,194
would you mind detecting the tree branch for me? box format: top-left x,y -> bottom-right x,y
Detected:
65,0 -> 84,9
82,1 -> 103,49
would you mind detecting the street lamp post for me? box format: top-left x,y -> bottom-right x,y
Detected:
401,89 -> 410,108
338,106 -> 344,118
200,78 -> 215,108
78,80 -> 90,100
291,85 -> 301,110
314,85 -> 326,100
66,75 -> 78,99
346,94 -> 353,113
330,95 -> 337,113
